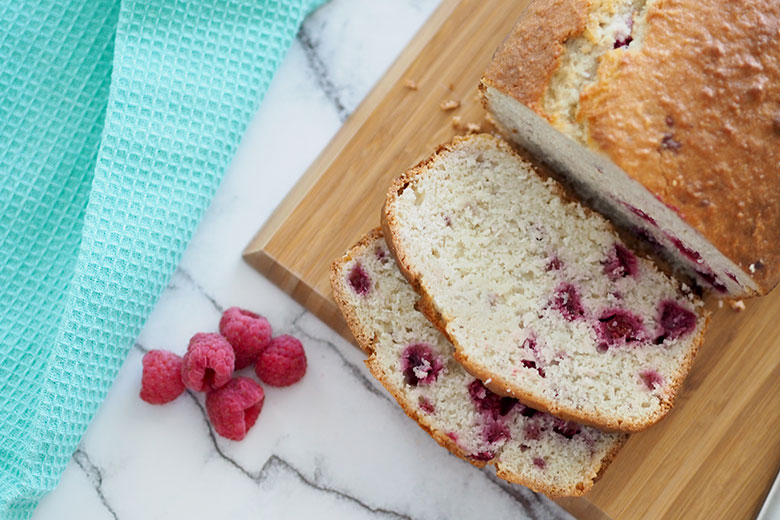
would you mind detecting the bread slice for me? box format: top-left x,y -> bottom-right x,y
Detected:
480,0 -> 780,297
383,134 -> 708,432
330,229 -> 627,497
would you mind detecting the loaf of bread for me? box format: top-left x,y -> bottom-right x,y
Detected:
383,134 -> 708,432
481,0 -> 779,297
330,228 -> 627,496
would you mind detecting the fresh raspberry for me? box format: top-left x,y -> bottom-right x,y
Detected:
219,307 -> 273,369
255,335 -> 306,387
181,333 -> 235,392
206,377 -> 265,441
140,350 -> 185,404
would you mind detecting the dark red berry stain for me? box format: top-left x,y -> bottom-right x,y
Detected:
521,359 -> 546,378
483,420 -> 511,444
668,236 -> 701,262
660,133 -> 682,153
725,271 -> 739,283
598,309 -> 645,345
521,336 -> 539,354
665,115 -> 675,127
348,263 -> 371,295
533,457 -> 546,469
553,418 -> 581,439
468,380 -> 518,420
621,202 -> 658,225
634,227 -> 662,250
604,243 -> 638,280
546,257 -> 563,271
520,405 -> 539,418
639,369 -> 663,390
524,421 -> 542,441
695,269 -> 727,293
552,283 -> 585,321
657,301 -> 696,341
375,247 -> 389,264
614,35 -> 633,48
418,396 -> 435,414
400,344 -> 443,386
613,16 -> 634,49
470,451 -> 494,462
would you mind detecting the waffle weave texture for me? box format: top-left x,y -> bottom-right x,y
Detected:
0,0 -> 324,516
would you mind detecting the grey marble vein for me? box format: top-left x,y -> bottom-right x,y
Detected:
297,24 -> 351,123
483,470 -> 570,520
288,311 -> 393,404
175,267 -> 225,314
72,450 -> 119,520
185,391 -> 416,520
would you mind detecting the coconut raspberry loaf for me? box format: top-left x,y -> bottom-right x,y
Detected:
481,0 -> 780,297
330,229 -> 627,496
383,134 -> 708,432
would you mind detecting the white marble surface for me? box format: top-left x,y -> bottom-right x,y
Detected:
33,2 -> 573,519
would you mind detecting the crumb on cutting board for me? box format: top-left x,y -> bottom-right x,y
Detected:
729,299 -> 746,312
466,122 -> 481,134
403,78 -> 418,90
440,99 -> 460,111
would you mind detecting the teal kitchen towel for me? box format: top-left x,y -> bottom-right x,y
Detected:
0,0 -> 325,516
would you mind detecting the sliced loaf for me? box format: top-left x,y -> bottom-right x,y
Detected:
383,134 -> 708,432
331,229 -> 627,497
481,0 -> 780,297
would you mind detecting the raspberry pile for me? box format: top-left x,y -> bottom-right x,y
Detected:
139,306 -> 307,441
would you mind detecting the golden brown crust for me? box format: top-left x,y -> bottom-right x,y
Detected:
382,133 -> 709,432
485,0 -> 780,293
481,0 -> 589,115
580,0 -> 780,293
331,227 -> 622,496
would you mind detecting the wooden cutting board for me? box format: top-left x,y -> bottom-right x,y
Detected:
243,1 -> 780,518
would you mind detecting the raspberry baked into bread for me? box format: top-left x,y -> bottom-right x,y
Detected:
383,134 -> 708,432
331,229 -> 627,496
481,0 -> 780,297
